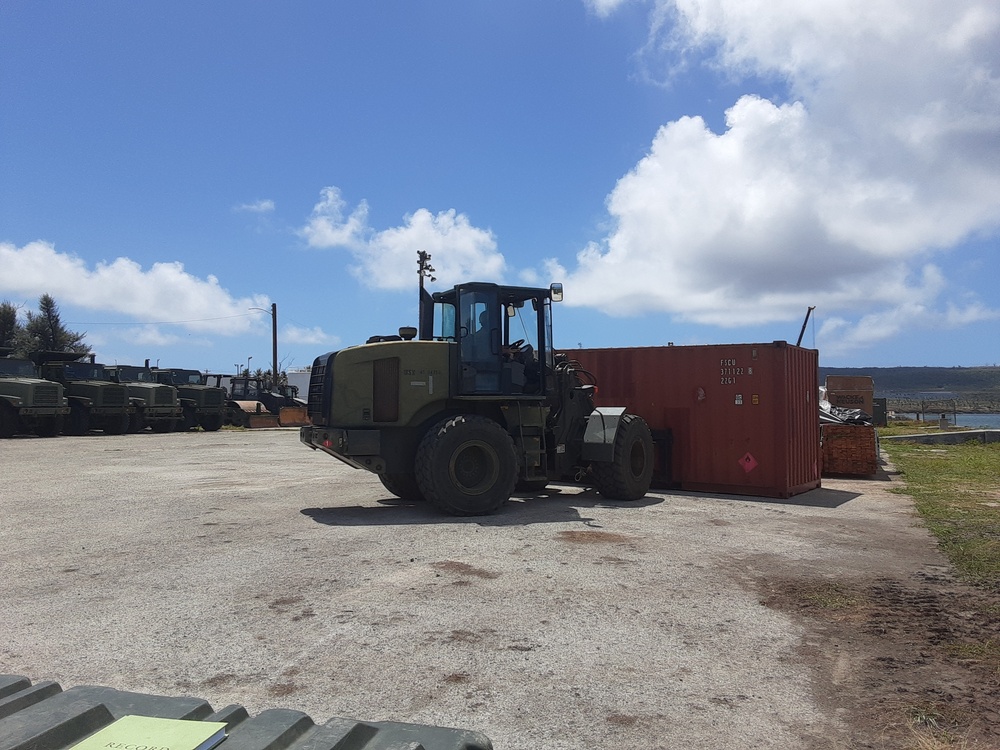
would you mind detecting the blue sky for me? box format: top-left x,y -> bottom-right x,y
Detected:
2,0 -> 998,374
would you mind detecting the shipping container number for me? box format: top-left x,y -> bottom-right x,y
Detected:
720,359 -> 752,385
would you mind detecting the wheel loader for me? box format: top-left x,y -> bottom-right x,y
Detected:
300,281 -> 654,516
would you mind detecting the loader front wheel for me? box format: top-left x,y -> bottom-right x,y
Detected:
592,413 -> 654,501
416,415 -> 517,516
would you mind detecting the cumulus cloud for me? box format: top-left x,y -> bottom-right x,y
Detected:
300,186 -> 505,290
0,240 -> 269,335
560,0 -> 1000,352
282,324 -> 339,347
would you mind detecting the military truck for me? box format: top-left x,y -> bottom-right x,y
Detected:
300,280 -> 654,516
151,368 -> 226,431
0,349 -> 70,438
33,352 -> 132,435
106,363 -> 182,433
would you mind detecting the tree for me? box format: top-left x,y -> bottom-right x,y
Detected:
0,300 -> 22,351
21,295 -> 88,356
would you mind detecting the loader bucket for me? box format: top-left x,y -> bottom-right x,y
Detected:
228,400 -> 279,428
278,405 -> 310,427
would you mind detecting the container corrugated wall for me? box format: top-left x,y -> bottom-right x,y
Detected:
571,342 -> 820,498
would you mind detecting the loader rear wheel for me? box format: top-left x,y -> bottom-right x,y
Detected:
416,415 -> 517,516
378,472 -> 425,502
592,413 -> 653,501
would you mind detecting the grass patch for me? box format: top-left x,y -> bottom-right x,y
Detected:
881,438 -> 1000,590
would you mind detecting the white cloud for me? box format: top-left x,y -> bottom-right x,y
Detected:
299,187 -> 505,290
564,0 -> 1000,344
585,0 -> 633,17
0,240 -> 269,335
121,325 -> 183,347
234,199 -> 275,214
282,324 -> 339,347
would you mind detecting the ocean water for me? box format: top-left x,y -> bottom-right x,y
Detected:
955,414 -> 1000,429
894,413 -> 1000,429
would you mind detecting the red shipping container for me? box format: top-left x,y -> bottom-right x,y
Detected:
571,342 -> 820,498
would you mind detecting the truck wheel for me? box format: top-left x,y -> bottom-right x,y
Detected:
378,473 -> 425,502
65,404 -> 90,436
416,415 -> 517,516
128,410 -> 146,433
591,413 -> 654,501
177,406 -> 197,431
104,413 -> 130,435
0,403 -> 16,438
199,413 -> 223,432
33,416 -> 64,438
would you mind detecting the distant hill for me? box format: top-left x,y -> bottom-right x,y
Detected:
819,366 -> 1000,397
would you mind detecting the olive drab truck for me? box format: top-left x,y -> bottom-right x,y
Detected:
0,349 -> 70,438
150,368 -> 226,431
106,363 -> 183,433
33,352 -> 132,435
300,273 -> 654,516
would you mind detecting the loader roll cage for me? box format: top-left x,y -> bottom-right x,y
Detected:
422,282 -> 562,398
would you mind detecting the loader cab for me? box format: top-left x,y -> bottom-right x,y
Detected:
429,282 -> 561,397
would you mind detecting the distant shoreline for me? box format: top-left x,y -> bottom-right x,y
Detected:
885,398 -> 1000,415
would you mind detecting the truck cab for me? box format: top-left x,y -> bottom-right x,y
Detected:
0,350 -> 69,438
106,364 -> 182,432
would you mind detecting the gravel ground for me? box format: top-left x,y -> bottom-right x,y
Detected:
0,429 -> 947,749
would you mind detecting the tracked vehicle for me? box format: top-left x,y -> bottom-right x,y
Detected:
301,278 -> 653,516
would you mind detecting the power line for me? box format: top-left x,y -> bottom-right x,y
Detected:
64,313 -> 257,326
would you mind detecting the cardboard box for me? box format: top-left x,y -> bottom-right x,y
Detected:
827,389 -> 874,416
826,375 -> 874,391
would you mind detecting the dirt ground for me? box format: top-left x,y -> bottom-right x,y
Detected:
2,430 -> 999,749
755,461 -> 1000,749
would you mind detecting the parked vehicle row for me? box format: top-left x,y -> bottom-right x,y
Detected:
0,351 -> 228,438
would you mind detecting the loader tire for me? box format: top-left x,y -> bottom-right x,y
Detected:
416,415 -> 517,516
591,413 -> 653,501
378,472 -> 425,502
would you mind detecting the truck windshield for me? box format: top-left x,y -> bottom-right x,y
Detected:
115,367 -> 153,382
0,359 -> 36,377
63,363 -> 106,380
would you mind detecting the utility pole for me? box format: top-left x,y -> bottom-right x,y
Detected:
250,303 -> 279,389
270,302 -> 278,389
